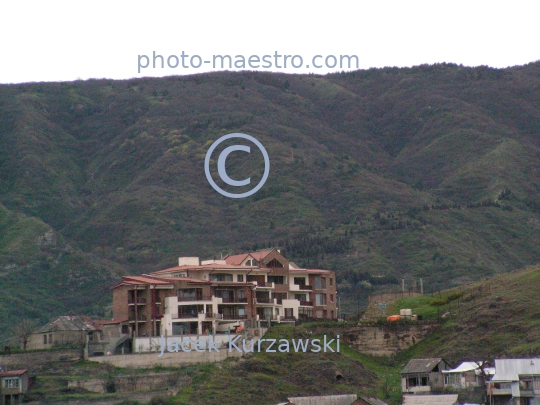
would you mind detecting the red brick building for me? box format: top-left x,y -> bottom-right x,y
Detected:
111,249 -> 337,338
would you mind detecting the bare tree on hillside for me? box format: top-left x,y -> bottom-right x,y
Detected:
474,359 -> 493,404
11,319 -> 39,350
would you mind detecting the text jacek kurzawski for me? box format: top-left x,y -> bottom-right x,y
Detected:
157,335 -> 340,357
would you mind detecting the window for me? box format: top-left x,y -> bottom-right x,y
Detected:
43,334 -> 47,344
245,259 -> 258,266
294,293 -> 307,301
237,274 -> 244,282
215,290 -> 234,302
4,378 -> 19,388
178,288 -> 204,301
294,277 -> 306,285
316,310 -> 324,318
268,276 -> 285,284
330,278 -> 333,286
237,289 -> 246,299
210,273 -> 233,282
48,334 -> 52,344
330,294 -> 334,302
267,259 -> 283,268
315,293 -> 326,306
285,308 -> 294,318
238,307 -> 246,316
174,273 -> 187,278
314,277 -> 326,289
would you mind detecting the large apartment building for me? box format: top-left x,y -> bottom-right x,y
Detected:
111,249 -> 337,337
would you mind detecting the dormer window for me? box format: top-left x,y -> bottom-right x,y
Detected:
245,259 -> 258,266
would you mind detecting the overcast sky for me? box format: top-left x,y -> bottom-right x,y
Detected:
1,0 -> 539,84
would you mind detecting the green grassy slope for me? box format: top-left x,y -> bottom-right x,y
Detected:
1,63 -> 540,337
385,263 -> 540,361
0,203 -> 124,340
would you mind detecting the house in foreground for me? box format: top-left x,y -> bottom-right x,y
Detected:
111,249 -> 338,339
442,361 -> 494,390
487,358 -> 540,405
401,358 -> 452,393
0,369 -> 29,405
26,316 -> 97,350
26,316 -> 131,356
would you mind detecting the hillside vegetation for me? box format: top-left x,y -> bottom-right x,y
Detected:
178,265 -> 540,405
386,263 -> 540,362
1,63 -> 540,337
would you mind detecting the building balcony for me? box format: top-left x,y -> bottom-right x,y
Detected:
256,297 -> 276,305
290,283 -> 313,291
520,389 -> 536,397
177,295 -> 213,303
128,314 -> 147,322
299,300 -> 313,306
490,388 -> 512,395
253,281 -> 274,289
220,297 -> 248,304
205,313 -> 223,319
222,314 -> 248,320
175,313 -> 200,319
128,297 -> 147,305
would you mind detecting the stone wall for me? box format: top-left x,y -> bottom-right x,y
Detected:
308,322 -> 439,356
89,347 -> 244,368
68,372 -> 192,393
0,348 -> 82,370
343,322 -> 439,356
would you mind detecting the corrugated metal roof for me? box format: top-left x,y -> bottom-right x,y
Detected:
402,394 -> 458,405
401,358 -> 446,374
491,359 -> 540,381
442,362 -> 495,376
286,395 -> 358,405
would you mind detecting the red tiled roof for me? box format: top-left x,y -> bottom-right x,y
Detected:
150,264 -> 259,275
0,370 -> 28,377
210,282 -> 255,287
224,250 -> 274,265
250,250 -> 274,261
92,319 -> 127,327
123,276 -> 173,285
152,276 -> 210,284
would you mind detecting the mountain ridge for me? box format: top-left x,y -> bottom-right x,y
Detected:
1,62 -> 540,338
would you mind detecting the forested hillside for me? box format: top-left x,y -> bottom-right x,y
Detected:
1,62 -> 540,338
